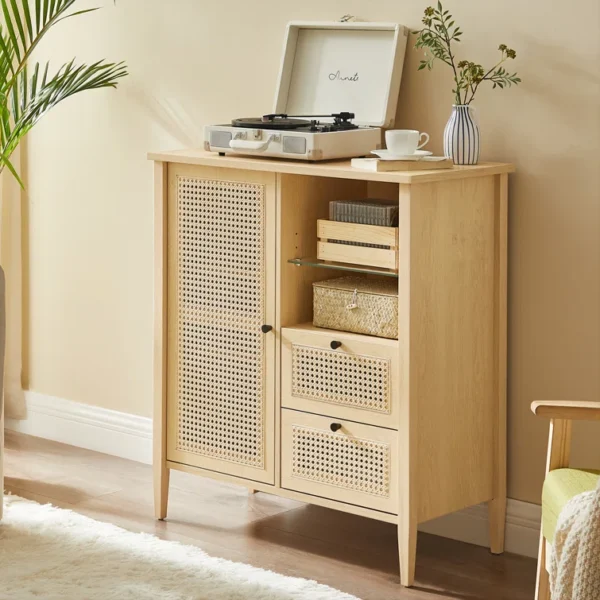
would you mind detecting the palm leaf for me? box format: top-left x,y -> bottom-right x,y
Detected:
3,59 -> 127,159
0,147 -> 23,186
8,0 -> 28,51
1,1 -> 22,61
1,1 -> 100,92
0,0 -> 127,185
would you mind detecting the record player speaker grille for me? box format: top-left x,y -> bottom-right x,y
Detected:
210,131 -> 232,148
282,136 -> 307,154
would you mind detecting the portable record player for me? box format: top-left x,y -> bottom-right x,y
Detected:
205,21 -> 408,161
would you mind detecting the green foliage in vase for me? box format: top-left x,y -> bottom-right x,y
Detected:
413,2 -> 521,105
0,0 -> 127,186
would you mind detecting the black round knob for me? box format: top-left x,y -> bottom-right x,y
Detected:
330,340 -> 342,350
261,324 -> 273,334
330,423 -> 342,432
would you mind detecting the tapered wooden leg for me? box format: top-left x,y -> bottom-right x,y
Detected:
398,517 -> 417,587
153,161 -> 170,522
154,464 -> 170,520
248,488 -> 258,494
488,496 -> 507,554
535,533 -> 551,600
491,174 -> 508,555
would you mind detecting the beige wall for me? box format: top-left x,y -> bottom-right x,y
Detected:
23,0 -> 599,504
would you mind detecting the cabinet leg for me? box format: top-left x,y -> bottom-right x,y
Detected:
154,463 -> 170,520
535,533 -> 551,600
398,518 -> 417,587
488,496 -> 507,554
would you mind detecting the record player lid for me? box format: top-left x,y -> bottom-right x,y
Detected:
273,22 -> 408,128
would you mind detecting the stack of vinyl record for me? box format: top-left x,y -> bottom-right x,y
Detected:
328,200 -> 398,248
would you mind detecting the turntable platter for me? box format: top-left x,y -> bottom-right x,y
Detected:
232,117 -> 311,130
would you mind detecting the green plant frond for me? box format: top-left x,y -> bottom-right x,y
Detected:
0,27 -> 16,78
3,58 -> 126,148
21,0 -> 33,39
0,1 -> 128,181
0,146 -> 24,187
0,0 -> 102,95
1,1 -> 22,61
414,1 -> 520,104
54,7 -> 99,25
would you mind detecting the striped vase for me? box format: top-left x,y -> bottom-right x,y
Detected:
443,105 -> 480,165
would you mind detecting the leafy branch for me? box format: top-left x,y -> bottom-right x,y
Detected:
0,0 -> 127,186
413,2 -> 521,105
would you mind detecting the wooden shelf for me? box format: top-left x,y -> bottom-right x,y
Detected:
288,257 -> 398,278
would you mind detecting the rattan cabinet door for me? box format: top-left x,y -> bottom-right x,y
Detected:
167,165 -> 276,484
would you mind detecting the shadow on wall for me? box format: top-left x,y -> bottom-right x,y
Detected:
127,85 -> 202,149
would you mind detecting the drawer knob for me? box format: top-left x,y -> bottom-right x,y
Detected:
330,422 -> 342,432
330,340 -> 342,350
261,324 -> 273,334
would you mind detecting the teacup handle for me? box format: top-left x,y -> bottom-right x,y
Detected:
417,132 -> 430,150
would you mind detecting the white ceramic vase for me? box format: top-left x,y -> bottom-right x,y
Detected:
443,105 -> 480,165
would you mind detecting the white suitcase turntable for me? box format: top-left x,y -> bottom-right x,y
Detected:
204,21 -> 409,161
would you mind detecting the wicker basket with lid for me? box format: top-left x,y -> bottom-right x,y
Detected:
313,275 -> 398,339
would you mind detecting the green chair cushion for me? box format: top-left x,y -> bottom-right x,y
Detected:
542,468 -> 600,543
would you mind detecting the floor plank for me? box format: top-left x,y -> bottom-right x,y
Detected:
3,431 -> 536,600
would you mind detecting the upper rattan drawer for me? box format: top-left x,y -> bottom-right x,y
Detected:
281,325 -> 399,429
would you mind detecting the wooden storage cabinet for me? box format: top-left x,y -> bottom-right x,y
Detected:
151,150 -> 513,587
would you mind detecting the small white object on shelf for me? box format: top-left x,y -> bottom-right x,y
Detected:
352,156 -> 453,172
371,149 -> 433,160
385,129 -> 430,155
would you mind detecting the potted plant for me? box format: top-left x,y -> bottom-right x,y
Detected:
0,0 -> 127,185
414,2 -> 521,165
0,3 -> 126,509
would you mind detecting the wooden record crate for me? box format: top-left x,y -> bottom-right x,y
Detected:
316,219 -> 399,271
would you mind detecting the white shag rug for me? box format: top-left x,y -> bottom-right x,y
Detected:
0,495 -> 359,600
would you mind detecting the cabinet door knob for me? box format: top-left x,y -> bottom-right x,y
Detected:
261,325 -> 273,334
330,423 -> 342,432
330,340 -> 342,350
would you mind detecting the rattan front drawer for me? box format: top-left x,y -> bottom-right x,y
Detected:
281,409 -> 398,514
282,325 -> 399,429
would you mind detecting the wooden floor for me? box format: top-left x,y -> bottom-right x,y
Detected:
3,431 -> 536,599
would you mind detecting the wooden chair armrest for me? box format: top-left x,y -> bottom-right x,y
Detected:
531,400 -> 600,421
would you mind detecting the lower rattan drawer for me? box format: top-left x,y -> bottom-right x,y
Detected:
281,409 -> 398,514
282,325 -> 399,428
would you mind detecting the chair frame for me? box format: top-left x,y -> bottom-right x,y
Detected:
531,400 -> 600,600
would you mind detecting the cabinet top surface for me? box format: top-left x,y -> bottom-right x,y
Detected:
148,149 -> 514,184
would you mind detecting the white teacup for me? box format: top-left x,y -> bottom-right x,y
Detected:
385,130 -> 430,155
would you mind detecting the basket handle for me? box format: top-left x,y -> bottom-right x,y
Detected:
346,289 -> 359,310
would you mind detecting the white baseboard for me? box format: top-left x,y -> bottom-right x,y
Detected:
5,391 -> 540,558
419,499 -> 540,558
5,391 -> 152,464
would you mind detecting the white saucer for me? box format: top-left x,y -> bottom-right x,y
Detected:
371,149 -> 433,161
